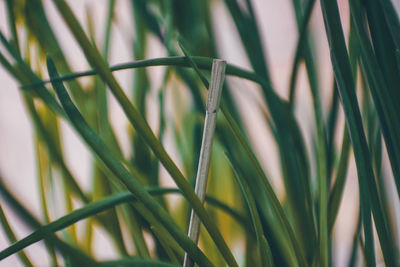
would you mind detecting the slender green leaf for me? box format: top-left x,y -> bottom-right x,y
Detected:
226,152 -> 274,267
320,0 -> 398,265
50,1 -> 237,265
46,57 -> 214,267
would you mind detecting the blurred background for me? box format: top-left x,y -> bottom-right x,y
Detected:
0,0 -> 399,266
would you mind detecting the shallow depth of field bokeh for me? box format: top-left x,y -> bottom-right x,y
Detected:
1,0 -> 400,266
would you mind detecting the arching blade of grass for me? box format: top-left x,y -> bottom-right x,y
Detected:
45,57 -> 215,267
25,92 -> 131,255
0,177 -> 98,266
225,153 -> 274,267
320,0 -> 398,265
0,205 -> 33,267
0,186 -> 248,262
23,56 -> 264,90
51,1 -> 238,265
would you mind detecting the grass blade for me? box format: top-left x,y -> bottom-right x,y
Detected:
0,205 -> 33,267
180,44 -> 306,266
45,57 -> 214,267
50,1 -> 237,264
0,177 -> 98,266
320,0 -> 398,265
350,0 -> 400,200
226,153 -> 274,267
0,187 -> 247,262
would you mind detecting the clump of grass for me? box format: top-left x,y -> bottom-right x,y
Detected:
0,0 -> 399,266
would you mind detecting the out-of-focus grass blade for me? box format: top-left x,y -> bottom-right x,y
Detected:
25,0 -> 87,108
132,0 -> 164,41
226,153 -> 274,267
46,57 -> 215,267
0,31 -> 65,117
320,0 -> 398,265
99,258 -> 179,267
23,56 -> 264,90
150,224 -> 181,264
102,0 -> 115,60
321,1 -> 376,264
131,0 -> 155,184
363,0 -> 400,101
326,82 -> 339,177
5,0 -> 20,55
223,0 -> 270,81
0,205 -> 33,267
223,0 -> 318,251
328,128 -> 351,232
0,186 -> 247,262
0,192 -> 132,261
288,0 -> 316,105
328,19 -> 359,232
378,0 -> 400,50
50,1 -> 237,264
24,97 -> 88,202
350,0 -> 400,200
290,0 -> 327,263
180,44 -> 305,266
0,177 -> 98,266
348,211 -> 361,267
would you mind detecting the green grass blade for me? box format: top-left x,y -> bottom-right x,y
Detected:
50,1 -> 237,265
0,177 -> 98,266
46,57 -> 214,267
377,0 -> 400,50
0,205 -> 33,267
0,32 -> 65,117
347,210 -> 362,267
131,0 -> 154,184
288,0 -> 316,105
328,127 -> 351,232
25,0 -> 87,108
226,153 -> 273,267
320,0 -> 398,265
5,0 -> 20,55
223,0 -> 271,81
99,258 -> 179,267
0,187 -> 247,262
350,0 -> 400,200
22,56 -> 264,90
328,18 -> 359,231
181,45 -> 306,266
290,0 -> 328,263
363,0 -> 400,102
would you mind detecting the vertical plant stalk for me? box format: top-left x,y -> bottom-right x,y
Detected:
183,59 -> 226,267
